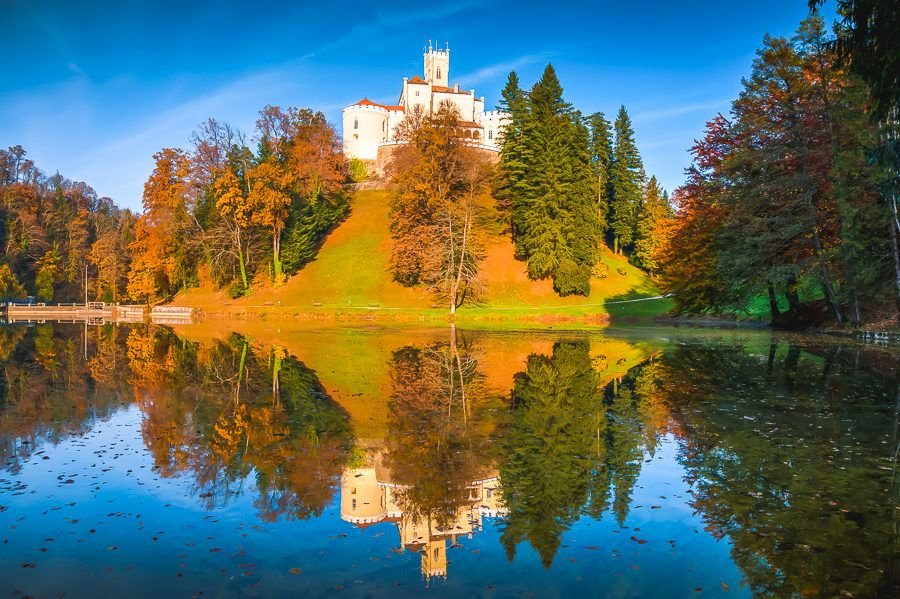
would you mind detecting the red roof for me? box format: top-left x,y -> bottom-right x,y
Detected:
432,85 -> 470,95
408,75 -> 427,84
457,120 -> 481,128
353,98 -> 404,111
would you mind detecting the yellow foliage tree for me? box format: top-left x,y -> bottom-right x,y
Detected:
127,149 -> 194,303
248,161 -> 292,284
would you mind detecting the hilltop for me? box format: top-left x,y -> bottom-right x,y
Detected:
176,190 -> 670,323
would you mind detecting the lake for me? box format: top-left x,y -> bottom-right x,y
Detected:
0,322 -> 897,598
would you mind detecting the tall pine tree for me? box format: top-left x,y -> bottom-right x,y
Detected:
607,106 -> 645,254
587,112 -> 613,237
502,65 -> 601,296
495,71 -> 528,248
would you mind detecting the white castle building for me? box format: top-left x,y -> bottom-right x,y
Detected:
342,43 -> 508,167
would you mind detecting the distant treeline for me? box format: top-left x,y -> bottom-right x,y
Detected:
0,146 -> 136,302
0,106 -> 351,303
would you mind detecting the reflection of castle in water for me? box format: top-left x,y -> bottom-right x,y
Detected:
340,456 -> 505,584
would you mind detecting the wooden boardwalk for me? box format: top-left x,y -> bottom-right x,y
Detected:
1,303 -> 196,325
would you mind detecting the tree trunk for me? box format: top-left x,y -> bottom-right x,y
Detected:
811,227 -> 843,324
272,348 -> 282,404
890,195 -> 900,310
767,281 -> 780,322
786,275 -> 801,312
272,228 -> 283,283
237,238 -> 248,291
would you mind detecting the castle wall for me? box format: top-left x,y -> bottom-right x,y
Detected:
481,110 -> 509,149
434,90 -> 476,121
342,105 -> 388,161
403,80 -> 431,115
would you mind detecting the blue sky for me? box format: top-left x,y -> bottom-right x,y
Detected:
1,0 -> 829,211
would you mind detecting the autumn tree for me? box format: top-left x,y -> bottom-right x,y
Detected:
633,176 -> 672,272
389,102 -> 491,313
655,116 -> 737,316
89,207 -> 135,302
658,16 -> 893,324
211,167 -> 255,293
0,146 -> 134,302
264,107 -> 348,276
127,148 -> 196,302
0,263 -> 26,298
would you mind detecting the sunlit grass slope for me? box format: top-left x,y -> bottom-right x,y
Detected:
176,190 -> 670,320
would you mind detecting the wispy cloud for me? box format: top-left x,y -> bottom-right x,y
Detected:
70,64 -> 312,206
455,53 -> 550,86
632,99 -> 729,123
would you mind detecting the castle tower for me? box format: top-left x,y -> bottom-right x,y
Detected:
423,41 -> 449,87
421,538 -> 448,583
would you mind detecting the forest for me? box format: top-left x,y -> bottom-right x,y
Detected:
656,9 -> 899,326
0,106 -> 350,304
1,1 -> 897,327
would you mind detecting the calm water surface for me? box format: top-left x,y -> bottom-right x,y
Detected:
0,323 -> 897,598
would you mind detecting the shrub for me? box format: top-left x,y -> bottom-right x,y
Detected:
348,158 -> 368,183
553,258 -> 591,296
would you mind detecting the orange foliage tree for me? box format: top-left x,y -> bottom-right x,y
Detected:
127,149 -> 196,302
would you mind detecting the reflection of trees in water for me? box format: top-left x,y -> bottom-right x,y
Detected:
383,329 -> 497,530
0,324 -> 354,521
655,339 -> 899,598
134,329 -> 353,521
0,324 -> 129,469
498,340 -> 667,568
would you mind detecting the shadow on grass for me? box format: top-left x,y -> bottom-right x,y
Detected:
603,290 -> 673,325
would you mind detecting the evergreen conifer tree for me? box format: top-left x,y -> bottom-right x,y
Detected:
502,65 -> 600,295
587,112 -> 613,236
495,71 -> 528,249
607,106 -> 645,254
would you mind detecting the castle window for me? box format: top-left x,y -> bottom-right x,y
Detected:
415,90 -> 419,97
436,67 -> 441,79
354,118 -> 358,130
352,499 -> 357,510
488,130 -> 493,140
382,121 -> 386,132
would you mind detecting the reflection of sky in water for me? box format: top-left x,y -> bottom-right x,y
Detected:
2,405 -> 745,598
2,326 -> 896,598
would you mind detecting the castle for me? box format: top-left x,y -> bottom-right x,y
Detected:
342,42 -> 509,172
339,451 -> 506,584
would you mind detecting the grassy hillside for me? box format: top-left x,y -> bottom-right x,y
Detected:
176,190 -> 670,322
